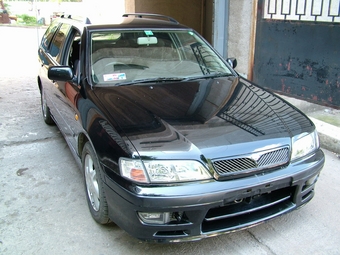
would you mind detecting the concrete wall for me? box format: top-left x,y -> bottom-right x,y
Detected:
227,0 -> 255,78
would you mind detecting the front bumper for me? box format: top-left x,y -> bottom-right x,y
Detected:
102,149 -> 324,242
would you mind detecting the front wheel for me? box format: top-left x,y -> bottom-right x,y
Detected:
82,142 -> 110,224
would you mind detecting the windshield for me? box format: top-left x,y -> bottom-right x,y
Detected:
90,30 -> 233,85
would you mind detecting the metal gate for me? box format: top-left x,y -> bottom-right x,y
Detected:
253,0 -> 340,108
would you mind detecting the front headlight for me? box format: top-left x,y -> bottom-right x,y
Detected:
119,158 -> 212,183
291,130 -> 319,161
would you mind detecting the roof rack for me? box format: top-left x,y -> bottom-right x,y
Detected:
60,14 -> 91,24
122,13 -> 179,24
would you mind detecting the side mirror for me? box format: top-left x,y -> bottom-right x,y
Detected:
227,58 -> 237,69
48,66 -> 73,81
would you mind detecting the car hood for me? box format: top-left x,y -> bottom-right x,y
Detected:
92,76 -> 314,161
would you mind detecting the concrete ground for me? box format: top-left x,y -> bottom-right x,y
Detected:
1,26 -> 340,255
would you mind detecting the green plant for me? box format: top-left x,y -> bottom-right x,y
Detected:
17,14 -> 37,25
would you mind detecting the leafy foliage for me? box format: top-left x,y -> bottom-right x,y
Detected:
17,14 -> 37,25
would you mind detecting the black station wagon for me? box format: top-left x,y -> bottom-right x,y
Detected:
37,13 -> 325,242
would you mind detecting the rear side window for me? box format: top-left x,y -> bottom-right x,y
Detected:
40,20 -> 60,51
49,23 -> 72,62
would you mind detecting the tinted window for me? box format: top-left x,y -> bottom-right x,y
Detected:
40,20 -> 60,51
49,23 -> 72,62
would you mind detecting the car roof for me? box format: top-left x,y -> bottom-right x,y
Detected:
57,13 -> 191,32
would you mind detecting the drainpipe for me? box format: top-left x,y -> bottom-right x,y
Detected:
213,0 -> 229,58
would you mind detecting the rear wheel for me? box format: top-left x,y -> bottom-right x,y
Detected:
40,88 -> 54,125
82,142 -> 110,224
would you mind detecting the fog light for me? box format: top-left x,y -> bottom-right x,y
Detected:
306,174 -> 319,186
138,212 -> 171,224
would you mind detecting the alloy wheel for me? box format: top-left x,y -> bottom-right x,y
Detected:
84,154 -> 100,211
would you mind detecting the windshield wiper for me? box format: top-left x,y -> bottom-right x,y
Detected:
114,73 -> 234,86
183,73 -> 234,82
115,77 -> 186,86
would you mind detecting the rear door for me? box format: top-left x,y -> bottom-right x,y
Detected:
48,24 -> 83,154
38,20 -> 61,120
47,23 -> 73,140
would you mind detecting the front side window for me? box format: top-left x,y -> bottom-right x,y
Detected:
90,30 -> 233,85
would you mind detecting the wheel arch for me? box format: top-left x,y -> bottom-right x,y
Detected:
37,76 -> 42,93
78,132 -> 90,159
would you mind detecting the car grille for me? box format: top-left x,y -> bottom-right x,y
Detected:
212,147 -> 289,178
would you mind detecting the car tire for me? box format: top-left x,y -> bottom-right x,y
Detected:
40,88 -> 54,125
82,142 -> 110,224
